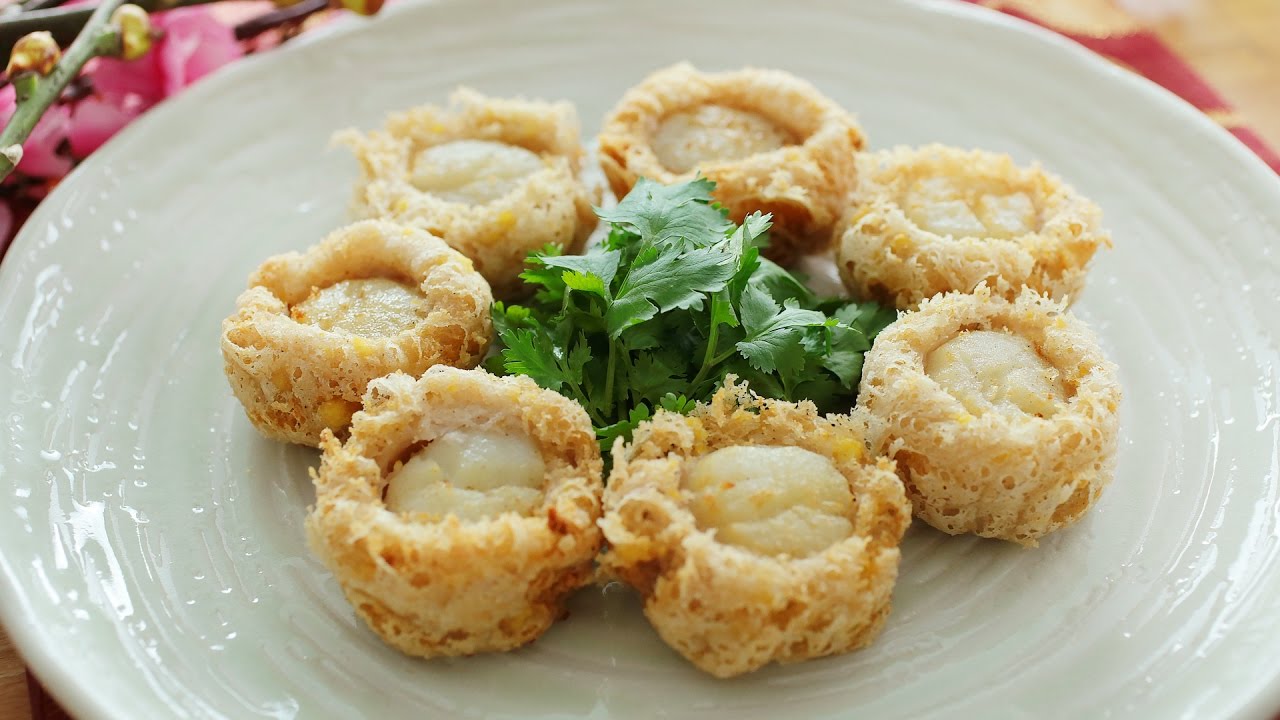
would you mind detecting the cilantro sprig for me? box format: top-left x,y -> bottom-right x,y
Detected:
488,177 -> 896,451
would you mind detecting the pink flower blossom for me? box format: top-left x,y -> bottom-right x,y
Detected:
67,7 -> 243,157
66,94 -> 146,158
0,5 -> 244,172
154,8 -> 244,96
0,4 -> 249,247
0,85 -> 74,179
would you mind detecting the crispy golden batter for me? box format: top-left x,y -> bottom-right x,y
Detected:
599,379 -> 910,678
335,88 -> 599,298
306,367 -> 604,657
220,220 -> 492,446
597,63 -> 865,264
857,286 -> 1121,546
837,145 -> 1110,309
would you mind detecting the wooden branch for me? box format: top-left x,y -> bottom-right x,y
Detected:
234,0 -> 326,41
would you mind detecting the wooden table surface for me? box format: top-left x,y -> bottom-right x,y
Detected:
1,0 -> 1277,717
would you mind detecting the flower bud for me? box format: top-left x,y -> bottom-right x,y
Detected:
6,32 -> 60,78
110,4 -> 154,61
1,144 -> 24,168
332,0 -> 384,16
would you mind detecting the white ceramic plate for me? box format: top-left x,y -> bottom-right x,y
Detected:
2,0 -> 1279,717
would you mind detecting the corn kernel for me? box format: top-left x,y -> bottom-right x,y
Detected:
833,437 -> 865,462
318,398 -> 360,430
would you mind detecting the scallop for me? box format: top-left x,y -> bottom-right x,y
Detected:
411,140 -> 545,205
684,445 -> 854,558
384,429 -> 546,520
900,176 -> 1040,241
924,329 -> 1066,418
652,105 -> 791,173
293,278 -> 426,337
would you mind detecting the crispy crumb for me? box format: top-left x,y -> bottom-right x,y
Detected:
220,220 -> 492,446
334,88 -> 599,298
857,285 -> 1122,545
599,378 -> 910,678
597,63 -> 865,264
306,367 -> 604,657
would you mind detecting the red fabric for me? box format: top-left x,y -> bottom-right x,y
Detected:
963,0 -> 1280,172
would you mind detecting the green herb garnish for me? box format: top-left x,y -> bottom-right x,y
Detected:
488,177 -> 896,451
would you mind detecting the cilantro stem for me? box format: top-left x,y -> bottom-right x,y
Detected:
689,301 -> 723,391
615,345 -> 630,412
709,347 -> 738,367
566,378 -> 605,426
603,338 -> 618,415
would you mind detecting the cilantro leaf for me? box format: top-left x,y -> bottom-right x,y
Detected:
540,249 -> 622,290
596,404 -> 652,453
491,301 -> 537,335
562,271 -> 610,299
826,298 -> 898,337
754,258 -> 817,306
597,176 -> 734,252
606,245 -> 736,337
820,323 -> 872,386
629,351 -> 686,402
497,327 -> 575,392
488,177 -> 897,458
659,393 -> 697,414
735,287 -> 827,377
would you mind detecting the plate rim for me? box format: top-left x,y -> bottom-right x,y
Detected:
1,0 -> 1279,718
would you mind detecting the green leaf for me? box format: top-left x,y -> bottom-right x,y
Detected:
562,271 -> 610,299
820,323 -> 871,386
709,293 -> 739,330
793,373 -> 852,413
490,302 -> 536,336
520,246 -> 570,304
659,393 -> 697,414
733,211 -> 772,251
606,245 -> 736,338
489,177 -> 898,463
753,257 -> 817,306
597,176 -> 734,251
595,404 -> 653,452
565,337 -> 592,384
540,249 -> 622,291
738,282 -> 782,335
720,358 -> 786,400
827,299 -> 898,338
629,351 -> 686,402
483,352 -> 507,375
736,288 -> 827,376
499,327 -> 573,392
